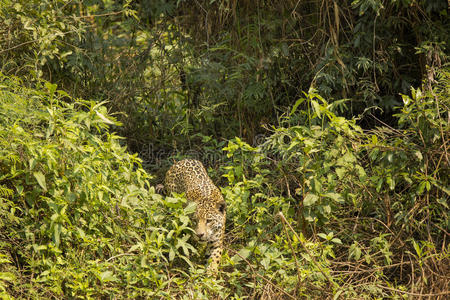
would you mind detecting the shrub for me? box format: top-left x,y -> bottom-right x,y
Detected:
0,74 -> 203,298
220,70 -> 449,297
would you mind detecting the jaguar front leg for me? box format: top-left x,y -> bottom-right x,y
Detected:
206,240 -> 223,276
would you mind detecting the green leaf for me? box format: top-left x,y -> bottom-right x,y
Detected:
417,181 -> 426,195
414,151 -> 423,161
437,197 -> 449,209
286,139 -> 300,151
369,148 -> 379,161
355,165 -> 367,180
387,153 -> 393,163
129,244 -> 142,253
260,257 -> 270,270
33,245 -> 48,252
412,240 -> 421,257
179,215 -> 189,226
99,270 -> 117,282
386,176 -> 395,190
349,242 -> 362,261
0,272 -> 15,282
77,227 -> 86,239
323,192 -> 344,203
335,167 -> 346,179
33,172 -> 47,191
376,178 -> 383,192
341,152 -> 356,164
311,100 -> 321,118
53,223 -> 61,247
231,248 -> 252,263
184,201 -> 197,214
290,98 -> 305,115
333,290 -> 344,300
16,185 -> 24,195
331,238 -> 342,244
317,233 -> 328,240
169,247 -> 175,261
322,204 -> 331,214
45,81 -> 57,96
371,134 -> 378,144
96,111 -> 115,125
303,193 -> 319,206
0,256 -> 11,265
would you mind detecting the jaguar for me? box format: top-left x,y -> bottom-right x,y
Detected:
164,159 -> 226,275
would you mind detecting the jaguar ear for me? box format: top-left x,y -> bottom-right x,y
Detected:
217,202 -> 226,214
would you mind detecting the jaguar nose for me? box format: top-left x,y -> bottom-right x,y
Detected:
197,232 -> 206,240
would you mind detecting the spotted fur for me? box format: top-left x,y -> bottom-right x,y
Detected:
164,159 -> 226,275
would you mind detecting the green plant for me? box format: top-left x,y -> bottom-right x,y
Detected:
0,74 -> 208,298
219,76 -> 449,297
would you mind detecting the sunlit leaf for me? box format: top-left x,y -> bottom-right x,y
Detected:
231,248 -> 252,263
33,172 -> 47,191
99,270 -> 117,282
303,193 -> 319,206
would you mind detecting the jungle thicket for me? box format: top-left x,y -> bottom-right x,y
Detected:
0,0 -> 449,298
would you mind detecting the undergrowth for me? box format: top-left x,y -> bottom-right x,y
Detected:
220,70 -> 449,298
0,68 -> 448,298
0,74 -> 205,298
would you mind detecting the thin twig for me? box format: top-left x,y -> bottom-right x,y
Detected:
330,261 -> 411,274
106,252 -> 135,262
376,284 -> 450,297
66,11 -> 124,19
431,89 -> 449,165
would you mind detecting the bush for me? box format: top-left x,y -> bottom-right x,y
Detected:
0,74 -> 207,298
220,70 -> 449,298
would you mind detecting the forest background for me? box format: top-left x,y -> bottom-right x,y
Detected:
0,0 -> 448,298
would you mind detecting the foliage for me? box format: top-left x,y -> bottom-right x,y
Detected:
219,70 -> 449,298
2,0 -> 448,154
0,74 -> 211,298
174,0 -> 449,137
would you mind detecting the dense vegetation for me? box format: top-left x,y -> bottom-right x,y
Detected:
0,0 -> 448,298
